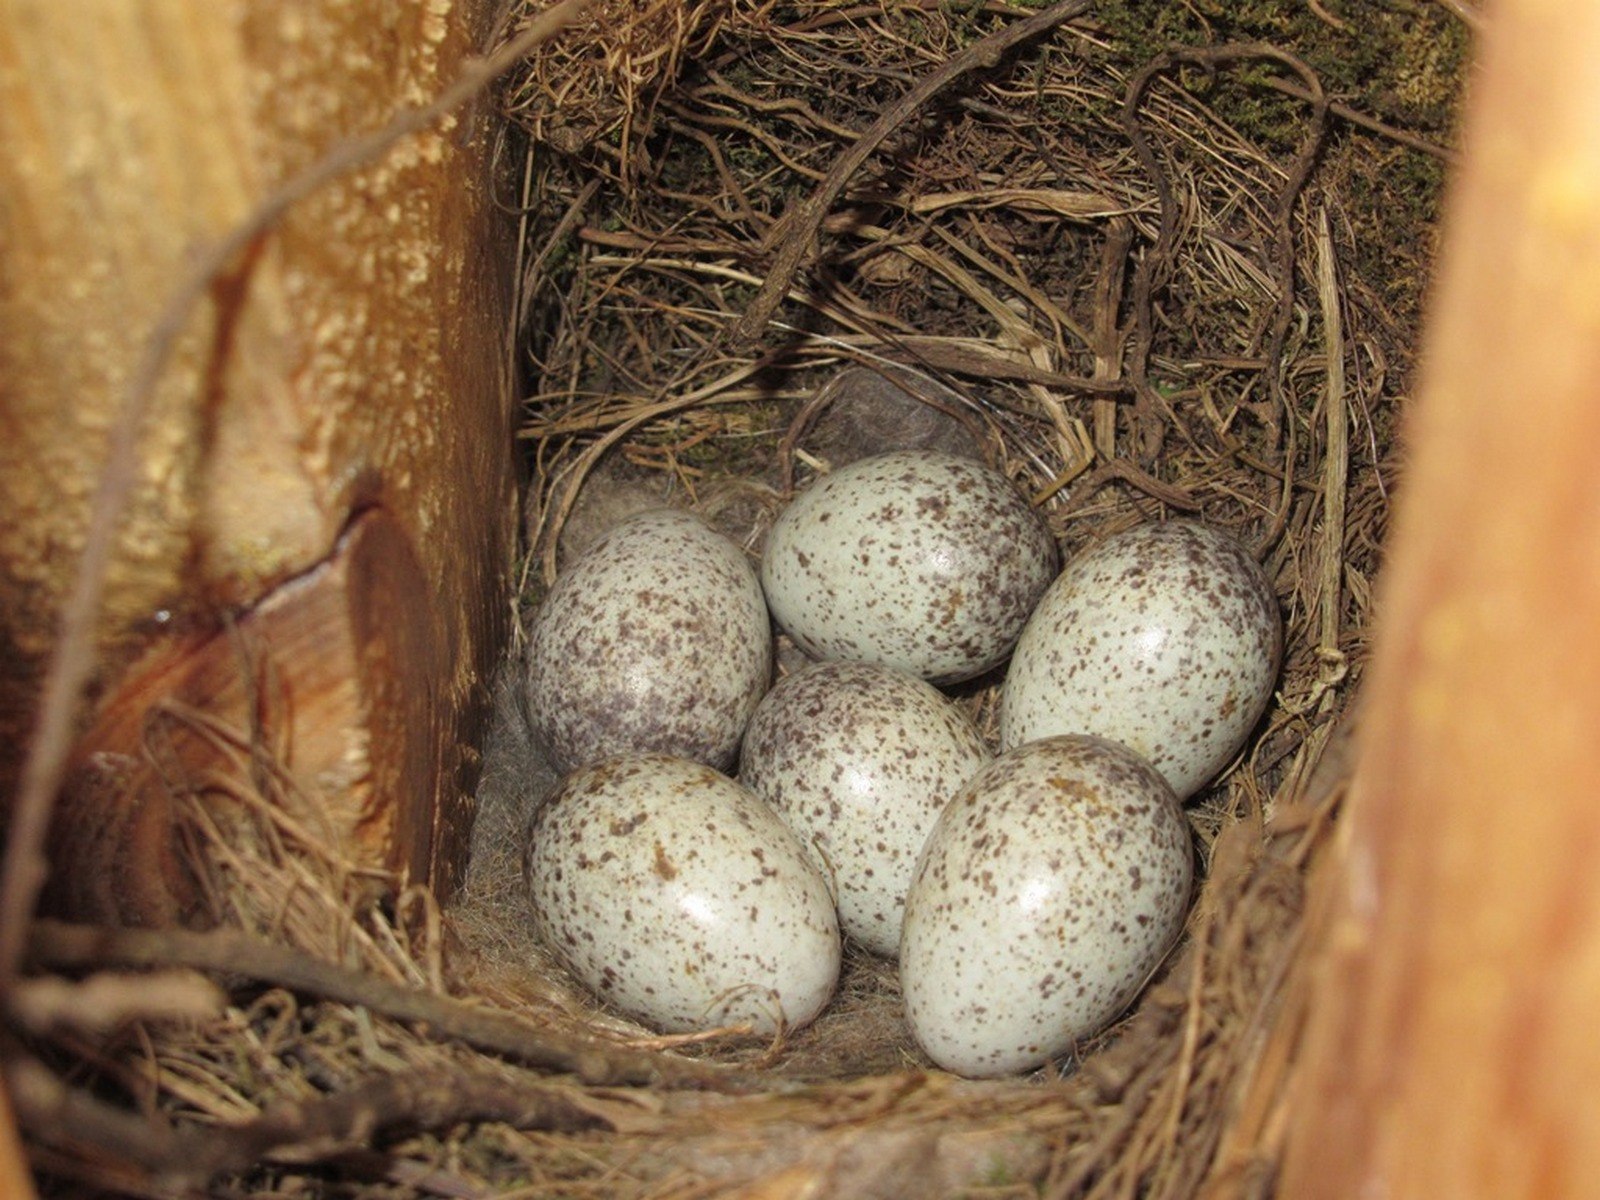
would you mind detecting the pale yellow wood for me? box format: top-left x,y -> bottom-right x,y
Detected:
0,1 -> 516,916
0,1076 -> 37,1200
1282,2 -> 1600,1195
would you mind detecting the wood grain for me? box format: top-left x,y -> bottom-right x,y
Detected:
0,1078 -> 36,1200
44,509 -> 443,923
1281,2 -> 1600,1194
0,0 -> 515,917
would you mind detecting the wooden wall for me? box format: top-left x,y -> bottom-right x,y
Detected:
0,0 -> 518,922
1282,2 -> 1600,1194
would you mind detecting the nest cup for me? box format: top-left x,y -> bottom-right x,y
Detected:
456,4 -> 1458,1194
12,2 -> 1468,1196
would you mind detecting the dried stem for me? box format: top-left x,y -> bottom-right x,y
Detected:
1121,42 -> 1328,524
26,921 -> 749,1092
730,0 -> 1093,346
6,1050 -> 612,1189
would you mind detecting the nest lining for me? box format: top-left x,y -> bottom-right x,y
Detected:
16,1 -> 1468,1196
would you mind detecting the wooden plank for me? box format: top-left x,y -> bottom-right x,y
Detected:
1280,2 -> 1600,1195
0,0 -> 515,919
0,1078 -> 37,1200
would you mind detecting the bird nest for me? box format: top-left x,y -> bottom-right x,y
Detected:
14,1 -> 1469,1195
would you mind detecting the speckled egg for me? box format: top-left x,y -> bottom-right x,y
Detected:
899,735 -> 1193,1078
523,754 -> 841,1035
1000,520 -> 1282,800
526,508 -> 772,775
739,660 -> 991,958
761,450 -> 1058,685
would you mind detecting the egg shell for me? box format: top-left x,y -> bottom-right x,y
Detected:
523,754 -> 841,1035
739,660 -> 991,958
526,508 -> 773,775
761,450 -> 1058,685
999,520 -> 1282,800
899,735 -> 1193,1078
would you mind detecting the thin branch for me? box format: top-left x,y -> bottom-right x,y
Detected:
6,1051 -> 611,1189
1121,43 -> 1329,518
7,970 -> 226,1036
1315,205 -> 1350,657
1263,77 -> 1457,163
25,921 -> 748,1091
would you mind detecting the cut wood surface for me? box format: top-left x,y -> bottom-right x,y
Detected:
45,509 -> 448,924
0,0 -> 516,919
0,1080 -> 36,1200
1282,2 -> 1600,1195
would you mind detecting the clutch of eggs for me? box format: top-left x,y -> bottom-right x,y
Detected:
523,754 -> 840,1035
515,469 -> 1278,1069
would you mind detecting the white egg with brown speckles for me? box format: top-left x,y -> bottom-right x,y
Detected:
1000,520 -> 1282,800
739,660 -> 990,958
761,450 -> 1058,685
526,508 -> 772,775
899,735 -> 1193,1078
523,754 -> 840,1035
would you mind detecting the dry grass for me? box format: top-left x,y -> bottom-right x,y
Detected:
14,1 -> 1469,1195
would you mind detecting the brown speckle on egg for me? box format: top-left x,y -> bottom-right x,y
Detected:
526,508 -> 773,775
739,660 -> 990,958
899,735 -> 1193,1078
523,754 -> 841,1035
761,450 -> 1058,685
1000,520 -> 1282,800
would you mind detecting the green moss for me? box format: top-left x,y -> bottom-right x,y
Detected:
979,1155 -> 1017,1187
1079,0 -> 1466,366
1092,0 -> 1469,142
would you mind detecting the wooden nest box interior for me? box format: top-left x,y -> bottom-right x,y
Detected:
0,1 -> 519,923
2,1 -> 1600,1196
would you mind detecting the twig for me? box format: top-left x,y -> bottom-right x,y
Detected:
1046,1048 -> 1172,1200
1121,44 -> 1328,516
26,921 -> 749,1092
1092,217 -> 1135,460
1155,924 -> 1210,1182
1305,0 -> 1349,33
6,1051 -> 611,1189
861,339 -> 1134,395
0,0 -> 593,1003
1045,459 -> 1200,514
1262,78 -> 1456,163
729,0 -> 1093,347
1315,205 -> 1349,658
7,970 -> 226,1036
